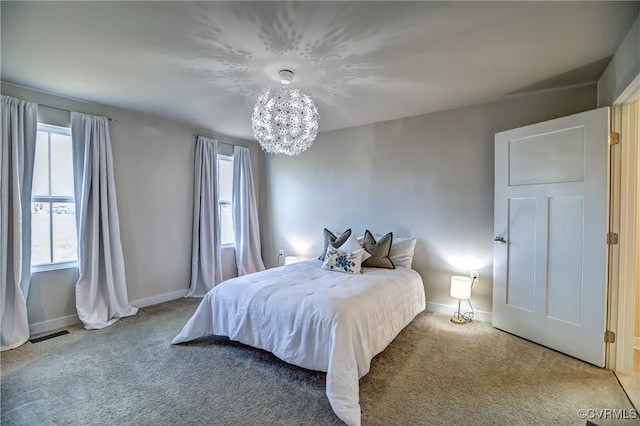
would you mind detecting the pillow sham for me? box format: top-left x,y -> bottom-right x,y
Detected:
338,234 -> 372,262
361,230 -> 395,269
318,228 -> 352,260
357,233 -> 417,268
388,237 -> 417,268
321,246 -> 365,274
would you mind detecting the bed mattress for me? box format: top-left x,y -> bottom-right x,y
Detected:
172,260 -> 426,426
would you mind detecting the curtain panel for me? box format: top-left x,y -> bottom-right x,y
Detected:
187,136 -> 223,296
232,146 -> 265,276
71,112 -> 137,329
1,95 -> 38,350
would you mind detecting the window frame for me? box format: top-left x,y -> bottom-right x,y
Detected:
31,123 -> 78,272
217,154 -> 235,248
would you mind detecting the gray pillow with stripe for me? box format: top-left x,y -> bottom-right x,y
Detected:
318,228 -> 352,260
361,230 -> 395,269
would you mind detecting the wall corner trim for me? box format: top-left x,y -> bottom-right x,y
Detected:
130,289 -> 188,309
426,301 -> 492,323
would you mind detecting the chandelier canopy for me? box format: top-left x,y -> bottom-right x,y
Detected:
251,70 -> 320,156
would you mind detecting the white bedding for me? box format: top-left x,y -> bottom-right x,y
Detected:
171,260 -> 426,426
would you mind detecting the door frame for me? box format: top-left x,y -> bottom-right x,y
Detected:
611,73 -> 639,373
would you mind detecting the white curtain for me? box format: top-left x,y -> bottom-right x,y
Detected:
71,112 -> 137,329
1,95 -> 37,351
187,136 -> 223,296
232,146 -> 265,276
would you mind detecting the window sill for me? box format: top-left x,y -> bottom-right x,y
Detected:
31,261 -> 79,273
221,244 -> 236,249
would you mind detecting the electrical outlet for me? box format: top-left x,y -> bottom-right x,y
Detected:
279,249 -> 284,256
470,270 -> 479,281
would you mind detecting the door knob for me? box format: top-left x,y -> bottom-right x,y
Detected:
494,236 -> 507,244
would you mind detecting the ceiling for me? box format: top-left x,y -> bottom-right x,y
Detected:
1,1 -> 637,140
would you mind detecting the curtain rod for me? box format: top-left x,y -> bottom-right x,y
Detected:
38,103 -> 115,122
192,134 -> 233,147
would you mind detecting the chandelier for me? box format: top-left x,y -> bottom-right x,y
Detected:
251,70 -> 320,156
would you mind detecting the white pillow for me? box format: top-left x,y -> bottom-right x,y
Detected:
321,246 -> 365,274
357,234 -> 417,268
338,234 -> 372,261
388,237 -> 417,268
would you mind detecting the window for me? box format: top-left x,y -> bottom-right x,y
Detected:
31,124 -> 78,268
218,155 -> 234,246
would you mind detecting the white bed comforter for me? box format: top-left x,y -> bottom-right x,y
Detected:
171,260 -> 426,426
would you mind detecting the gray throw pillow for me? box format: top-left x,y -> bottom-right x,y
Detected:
318,228 -> 352,260
361,230 -> 395,269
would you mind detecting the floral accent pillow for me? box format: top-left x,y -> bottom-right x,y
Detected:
321,246 -> 365,274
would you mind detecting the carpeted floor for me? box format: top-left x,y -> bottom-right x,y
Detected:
1,298 -> 636,426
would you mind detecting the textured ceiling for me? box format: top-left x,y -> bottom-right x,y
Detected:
1,1 -> 637,140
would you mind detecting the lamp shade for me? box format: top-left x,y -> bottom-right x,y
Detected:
450,276 -> 472,299
284,256 -> 299,266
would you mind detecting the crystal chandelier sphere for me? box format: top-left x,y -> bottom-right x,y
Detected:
251,87 -> 320,156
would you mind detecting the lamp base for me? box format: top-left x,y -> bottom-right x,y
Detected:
450,315 -> 468,324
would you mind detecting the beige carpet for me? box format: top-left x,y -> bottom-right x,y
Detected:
1,298 -> 636,425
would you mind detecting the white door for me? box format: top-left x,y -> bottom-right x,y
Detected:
493,107 -> 609,367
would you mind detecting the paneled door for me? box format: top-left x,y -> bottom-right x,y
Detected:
493,107 -> 609,367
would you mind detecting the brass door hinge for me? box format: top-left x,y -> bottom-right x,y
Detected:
608,132 -> 620,146
607,232 -> 619,245
604,331 -> 616,343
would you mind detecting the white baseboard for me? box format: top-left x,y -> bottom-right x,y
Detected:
130,289 -> 187,309
426,301 -> 492,323
29,314 -> 80,336
27,290 -> 187,337
634,337 -> 640,350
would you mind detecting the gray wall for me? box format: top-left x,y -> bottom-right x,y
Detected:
1,82 -> 262,332
260,85 -> 597,316
598,15 -> 639,106
1,80 -> 601,329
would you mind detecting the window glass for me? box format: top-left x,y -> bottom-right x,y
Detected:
52,202 -> 77,263
218,158 -> 233,202
218,155 -> 235,246
32,131 -> 50,196
31,203 -> 51,265
31,124 -> 77,267
50,133 -> 74,196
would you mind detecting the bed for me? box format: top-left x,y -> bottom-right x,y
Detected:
171,259 -> 426,426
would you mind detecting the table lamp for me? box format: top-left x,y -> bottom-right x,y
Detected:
450,275 -> 472,324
